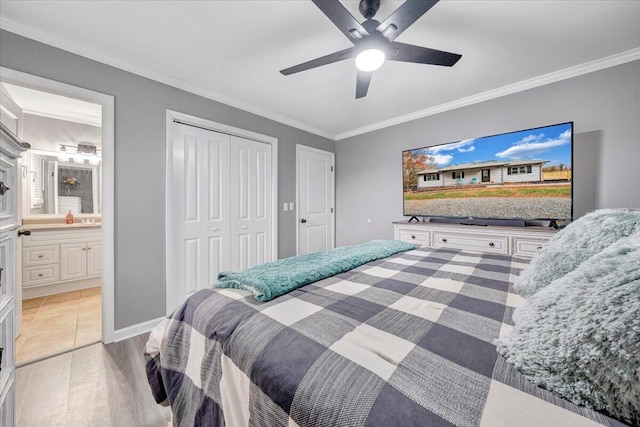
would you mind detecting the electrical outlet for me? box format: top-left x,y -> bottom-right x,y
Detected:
289,202 -> 295,211
283,202 -> 289,211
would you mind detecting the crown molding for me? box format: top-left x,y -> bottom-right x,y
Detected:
0,18 -> 335,140
2,17 -> 638,143
335,47 -> 640,140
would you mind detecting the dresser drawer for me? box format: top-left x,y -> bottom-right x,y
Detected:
512,236 -> 548,258
23,264 -> 60,287
433,231 -> 508,254
397,228 -> 430,245
23,245 -> 60,266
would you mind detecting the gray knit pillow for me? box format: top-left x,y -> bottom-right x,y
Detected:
496,232 -> 640,425
513,208 -> 640,297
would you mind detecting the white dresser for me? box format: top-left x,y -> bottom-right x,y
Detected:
393,220 -> 557,257
0,123 -> 29,426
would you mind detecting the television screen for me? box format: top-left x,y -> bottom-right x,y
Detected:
402,122 -> 573,222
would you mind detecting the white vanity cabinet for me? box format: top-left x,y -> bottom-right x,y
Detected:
22,227 -> 101,298
59,240 -> 101,281
393,221 -> 557,257
0,123 -> 29,426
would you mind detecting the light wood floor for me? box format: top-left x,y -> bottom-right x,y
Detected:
16,333 -> 172,426
18,287 -> 102,364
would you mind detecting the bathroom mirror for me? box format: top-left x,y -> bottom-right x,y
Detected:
25,149 -> 101,216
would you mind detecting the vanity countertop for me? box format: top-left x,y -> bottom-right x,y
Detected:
21,223 -> 102,231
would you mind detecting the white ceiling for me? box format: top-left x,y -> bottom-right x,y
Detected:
1,1 -> 639,140
1,82 -> 102,127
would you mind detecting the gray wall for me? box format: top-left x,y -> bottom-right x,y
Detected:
336,60 -> 640,247
0,30 -> 335,329
23,113 -> 102,152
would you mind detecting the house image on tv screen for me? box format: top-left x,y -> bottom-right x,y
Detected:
402,122 -> 573,221
416,159 -> 552,188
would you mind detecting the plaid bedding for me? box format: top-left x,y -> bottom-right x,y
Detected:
145,246 -> 627,427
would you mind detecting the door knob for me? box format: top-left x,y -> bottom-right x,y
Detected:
300,218 -> 307,224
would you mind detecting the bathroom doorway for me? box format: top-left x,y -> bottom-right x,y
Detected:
1,68 -> 115,364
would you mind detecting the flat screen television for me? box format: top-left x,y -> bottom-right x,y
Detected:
402,122 -> 573,225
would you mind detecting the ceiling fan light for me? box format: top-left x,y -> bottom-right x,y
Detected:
355,49 -> 385,72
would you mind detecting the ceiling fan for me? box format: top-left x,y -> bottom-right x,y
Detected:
280,0 -> 462,99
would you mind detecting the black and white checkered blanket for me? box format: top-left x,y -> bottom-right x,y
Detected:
145,246 -> 626,426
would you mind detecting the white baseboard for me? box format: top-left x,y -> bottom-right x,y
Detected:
112,316 -> 166,343
23,277 -> 101,299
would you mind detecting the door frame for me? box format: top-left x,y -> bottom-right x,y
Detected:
295,144 -> 335,255
165,110 -> 278,315
1,67 -> 116,343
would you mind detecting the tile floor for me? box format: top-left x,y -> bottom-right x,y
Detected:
17,287 -> 102,364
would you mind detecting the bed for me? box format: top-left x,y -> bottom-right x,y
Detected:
145,244 -> 629,427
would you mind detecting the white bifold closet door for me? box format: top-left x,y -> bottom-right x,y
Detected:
167,123 -> 272,314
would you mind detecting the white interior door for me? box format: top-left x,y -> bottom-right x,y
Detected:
167,123 -> 231,314
297,145 -> 334,255
230,136 -> 272,270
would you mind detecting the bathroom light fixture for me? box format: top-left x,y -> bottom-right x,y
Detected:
59,143 -> 98,155
58,143 -> 101,164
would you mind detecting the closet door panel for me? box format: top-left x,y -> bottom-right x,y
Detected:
167,124 -> 231,314
230,137 -> 272,271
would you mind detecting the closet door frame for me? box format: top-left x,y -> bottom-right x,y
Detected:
165,110 -> 278,314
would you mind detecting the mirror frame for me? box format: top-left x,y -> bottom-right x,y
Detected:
22,148 -> 102,218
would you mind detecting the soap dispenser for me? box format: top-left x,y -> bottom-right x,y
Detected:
66,210 -> 74,224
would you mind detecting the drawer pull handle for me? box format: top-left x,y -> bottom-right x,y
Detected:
536,246 -> 543,250
38,273 -> 43,277
38,255 -> 43,258
411,235 -> 415,239
87,247 -> 92,250
489,242 -> 495,247
442,238 -> 447,243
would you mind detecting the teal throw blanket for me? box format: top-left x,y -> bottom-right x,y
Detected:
215,240 -> 415,302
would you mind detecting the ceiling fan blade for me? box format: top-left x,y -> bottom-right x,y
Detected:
356,70 -> 372,99
311,0 -> 369,42
388,42 -> 461,66
280,47 -> 354,75
376,0 -> 439,42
